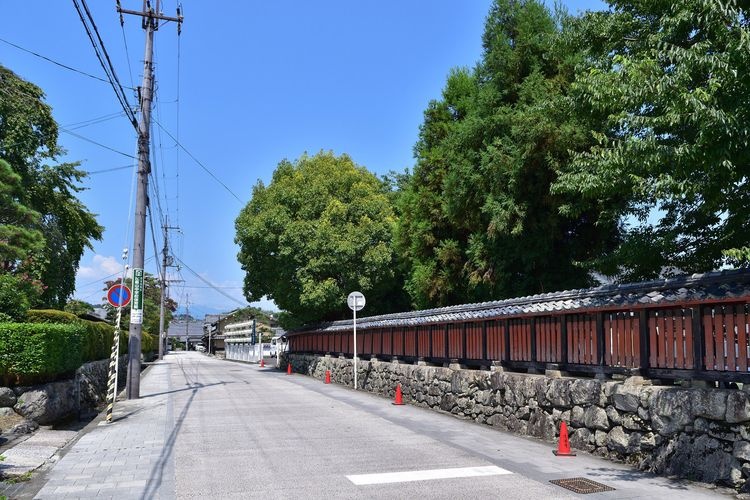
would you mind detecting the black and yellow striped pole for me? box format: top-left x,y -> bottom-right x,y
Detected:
105,254 -> 128,423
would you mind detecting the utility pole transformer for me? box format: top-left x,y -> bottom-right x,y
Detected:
118,0 -> 183,399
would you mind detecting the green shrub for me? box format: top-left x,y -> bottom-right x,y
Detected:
0,323 -> 84,385
80,321 -> 114,362
0,275 -> 33,321
26,309 -> 79,324
141,331 -> 156,354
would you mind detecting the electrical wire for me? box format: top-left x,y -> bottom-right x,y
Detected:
72,0 -> 138,129
59,127 -> 136,158
65,111 -> 126,130
85,164 -> 135,175
0,36 -> 136,90
152,118 -> 244,204
174,257 -> 248,307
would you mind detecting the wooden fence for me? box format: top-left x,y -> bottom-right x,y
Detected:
288,300 -> 750,383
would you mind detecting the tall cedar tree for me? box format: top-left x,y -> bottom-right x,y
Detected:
396,0 -> 620,308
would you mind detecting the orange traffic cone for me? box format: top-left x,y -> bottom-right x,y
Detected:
287,363 -> 292,375
260,358 -> 265,368
325,370 -> 331,384
553,421 -> 576,456
392,384 -> 405,405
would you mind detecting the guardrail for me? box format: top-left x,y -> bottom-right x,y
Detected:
287,271 -> 750,383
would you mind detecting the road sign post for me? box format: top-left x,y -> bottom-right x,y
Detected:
347,291 -> 365,390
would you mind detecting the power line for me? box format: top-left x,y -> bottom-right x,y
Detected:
65,111 -> 126,130
60,127 -> 136,158
0,36 -> 136,90
174,257 -> 248,307
152,118 -> 244,204
85,164 -> 135,175
72,0 -> 138,129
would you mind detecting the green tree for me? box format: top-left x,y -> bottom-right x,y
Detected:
553,0 -> 750,280
235,151 -> 408,327
0,159 -> 44,272
396,0 -> 620,308
0,65 -> 103,307
64,299 -> 95,317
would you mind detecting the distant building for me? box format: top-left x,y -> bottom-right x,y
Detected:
167,319 -> 204,350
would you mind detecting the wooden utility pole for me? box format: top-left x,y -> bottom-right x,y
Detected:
158,224 -> 181,360
118,0 -> 182,399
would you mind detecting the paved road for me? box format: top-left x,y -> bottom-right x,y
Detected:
31,352 -> 732,499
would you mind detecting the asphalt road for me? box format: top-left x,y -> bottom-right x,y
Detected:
163,352 -> 730,499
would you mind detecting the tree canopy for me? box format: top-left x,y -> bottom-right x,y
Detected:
395,0 -> 620,308
553,0 -> 750,279
0,65 -> 103,307
235,151 -> 408,327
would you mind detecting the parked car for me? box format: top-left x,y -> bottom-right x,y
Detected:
269,335 -> 287,357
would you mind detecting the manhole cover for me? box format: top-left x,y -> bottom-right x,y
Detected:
550,478 -> 615,494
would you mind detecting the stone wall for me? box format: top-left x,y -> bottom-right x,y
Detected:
287,353 -> 750,493
0,356 -> 127,435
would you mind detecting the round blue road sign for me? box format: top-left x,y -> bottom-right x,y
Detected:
107,284 -> 132,307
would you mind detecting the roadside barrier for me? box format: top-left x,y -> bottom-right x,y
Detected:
553,421 -> 575,456
392,384 -> 405,405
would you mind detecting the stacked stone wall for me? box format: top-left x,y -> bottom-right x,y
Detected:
287,353 -> 750,492
0,356 -> 127,435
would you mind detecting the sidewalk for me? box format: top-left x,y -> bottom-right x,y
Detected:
31,361 -> 175,500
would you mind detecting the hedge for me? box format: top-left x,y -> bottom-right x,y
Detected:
0,322 -> 84,385
0,310 -> 160,385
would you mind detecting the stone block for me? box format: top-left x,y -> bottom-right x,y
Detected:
728,392 -> 750,424
693,389 -> 728,421
584,405 -> 609,431
612,384 -> 641,412
0,387 -> 18,407
735,441 -> 750,462
570,379 -> 602,406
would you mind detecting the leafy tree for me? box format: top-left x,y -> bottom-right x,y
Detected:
64,299 -> 95,317
235,151 -> 408,327
104,274 -> 176,339
396,0 -> 620,308
553,0 -> 750,280
0,159 -> 44,272
0,65 -> 103,307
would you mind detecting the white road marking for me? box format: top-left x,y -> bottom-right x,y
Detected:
346,465 -> 512,485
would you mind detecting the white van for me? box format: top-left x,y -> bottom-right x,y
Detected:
269,335 -> 287,357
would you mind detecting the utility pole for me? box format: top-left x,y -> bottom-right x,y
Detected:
185,295 -> 190,351
118,0 -> 183,399
158,224 -> 180,360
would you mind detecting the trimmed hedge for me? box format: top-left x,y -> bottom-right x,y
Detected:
25,309 -> 80,324
0,322 -> 84,385
0,310 -> 159,385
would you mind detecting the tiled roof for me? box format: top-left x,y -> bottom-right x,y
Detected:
292,269 -> 750,334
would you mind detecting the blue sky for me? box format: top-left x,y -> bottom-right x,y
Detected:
1,0 -> 605,317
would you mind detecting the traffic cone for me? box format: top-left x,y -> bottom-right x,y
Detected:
553,421 -> 576,456
325,370 -> 331,384
260,358 -> 265,368
287,363 -> 292,375
392,384 -> 405,405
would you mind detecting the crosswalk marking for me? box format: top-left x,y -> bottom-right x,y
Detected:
347,465 -> 512,485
